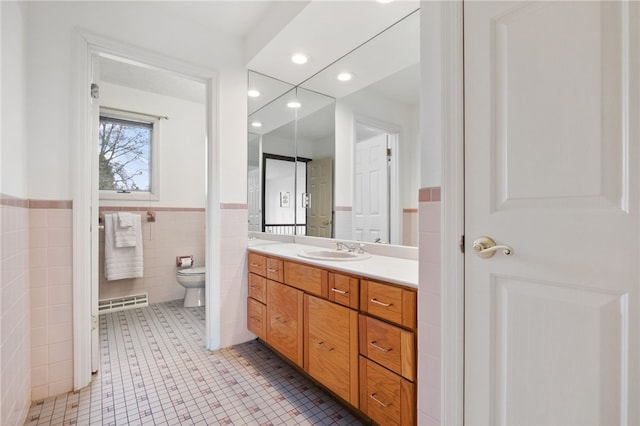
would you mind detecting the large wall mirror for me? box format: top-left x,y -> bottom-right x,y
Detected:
247,9 -> 419,246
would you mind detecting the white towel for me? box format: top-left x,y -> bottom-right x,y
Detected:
104,213 -> 144,281
118,212 -> 133,228
114,213 -> 137,248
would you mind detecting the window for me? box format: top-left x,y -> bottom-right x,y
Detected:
99,109 -> 159,200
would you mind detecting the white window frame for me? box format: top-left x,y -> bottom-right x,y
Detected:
98,107 -> 160,201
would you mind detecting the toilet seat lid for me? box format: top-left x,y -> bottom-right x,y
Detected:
177,266 -> 206,276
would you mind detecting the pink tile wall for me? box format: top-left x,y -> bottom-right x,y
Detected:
219,205 -> 255,347
1,201 -> 31,425
29,207 -> 73,400
418,187 -> 442,425
98,209 -> 206,304
403,208 -> 419,247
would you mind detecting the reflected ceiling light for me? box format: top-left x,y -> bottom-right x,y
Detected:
247,89 -> 260,97
251,121 -> 262,128
337,72 -> 353,82
291,53 -> 309,64
287,101 -> 302,109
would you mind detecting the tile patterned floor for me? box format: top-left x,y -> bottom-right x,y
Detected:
25,301 -> 365,426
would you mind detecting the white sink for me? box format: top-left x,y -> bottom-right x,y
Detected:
298,249 -> 370,261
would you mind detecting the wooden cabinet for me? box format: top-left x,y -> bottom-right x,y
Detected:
267,280 -> 303,367
360,356 -> 415,426
248,273 -> 266,303
247,250 -> 418,425
284,261 -> 328,297
248,252 -> 266,276
247,297 -> 266,340
359,314 -> 415,381
361,279 -> 417,329
328,272 -> 359,309
304,295 -> 359,406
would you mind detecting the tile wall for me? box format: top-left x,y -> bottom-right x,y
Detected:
418,187 -> 442,425
98,208 -> 205,304
29,202 -> 74,401
1,197 -> 32,425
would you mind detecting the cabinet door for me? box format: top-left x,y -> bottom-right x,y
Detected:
328,272 -> 359,309
360,356 -> 415,426
248,252 -> 266,276
247,298 -> 266,340
361,280 -> 417,329
267,281 -> 303,367
248,273 -> 266,303
304,295 -> 359,406
359,315 -> 415,381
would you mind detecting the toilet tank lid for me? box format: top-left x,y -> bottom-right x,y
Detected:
177,266 -> 206,276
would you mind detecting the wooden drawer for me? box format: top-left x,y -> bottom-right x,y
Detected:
248,252 -> 266,277
359,315 -> 415,381
359,356 -> 415,426
304,295 -> 359,406
328,272 -> 359,309
284,261 -> 328,297
361,280 -> 417,329
248,273 -> 266,303
267,280 -> 303,367
266,257 -> 284,282
247,298 -> 266,340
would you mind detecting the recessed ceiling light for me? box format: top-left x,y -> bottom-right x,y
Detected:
287,101 -> 302,109
251,121 -> 262,128
248,89 -> 260,98
291,53 -> 308,65
337,72 -> 353,82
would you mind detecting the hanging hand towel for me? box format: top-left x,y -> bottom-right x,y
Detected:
104,213 -> 144,281
118,212 -> 134,228
114,213 -> 137,248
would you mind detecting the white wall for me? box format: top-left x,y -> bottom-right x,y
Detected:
99,82 -> 206,208
25,1 -> 246,203
1,1 -> 28,198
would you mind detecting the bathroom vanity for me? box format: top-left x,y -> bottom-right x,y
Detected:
247,241 -> 418,426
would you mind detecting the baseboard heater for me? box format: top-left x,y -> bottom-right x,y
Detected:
98,293 -> 149,313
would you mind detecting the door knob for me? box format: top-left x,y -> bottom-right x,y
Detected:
473,236 -> 512,258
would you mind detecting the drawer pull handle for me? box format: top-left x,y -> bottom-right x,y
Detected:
369,393 -> 391,408
371,298 -> 392,307
250,263 -> 260,267
331,288 -> 348,295
369,341 -> 392,353
274,316 -> 288,325
267,268 -> 278,273
317,341 -> 334,352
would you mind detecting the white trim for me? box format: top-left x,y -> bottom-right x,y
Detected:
440,1 -> 465,425
72,30 -> 220,389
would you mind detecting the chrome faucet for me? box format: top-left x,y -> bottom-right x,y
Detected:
336,241 -> 354,252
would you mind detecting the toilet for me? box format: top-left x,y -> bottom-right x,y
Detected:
176,266 -> 206,307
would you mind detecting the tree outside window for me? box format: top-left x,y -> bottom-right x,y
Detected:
99,114 -> 152,192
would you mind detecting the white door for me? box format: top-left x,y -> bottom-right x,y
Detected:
464,2 -> 639,425
248,168 -> 261,232
353,134 -> 389,243
307,158 -> 333,238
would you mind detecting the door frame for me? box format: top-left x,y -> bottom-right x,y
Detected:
425,1 -> 465,424
72,30 -> 220,390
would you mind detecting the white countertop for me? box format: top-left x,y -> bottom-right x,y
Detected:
247,240 -> 418,288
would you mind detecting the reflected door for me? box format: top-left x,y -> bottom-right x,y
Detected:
353,134 -> 389,243
307,158 -> 333,237
464,2 -> 639,424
